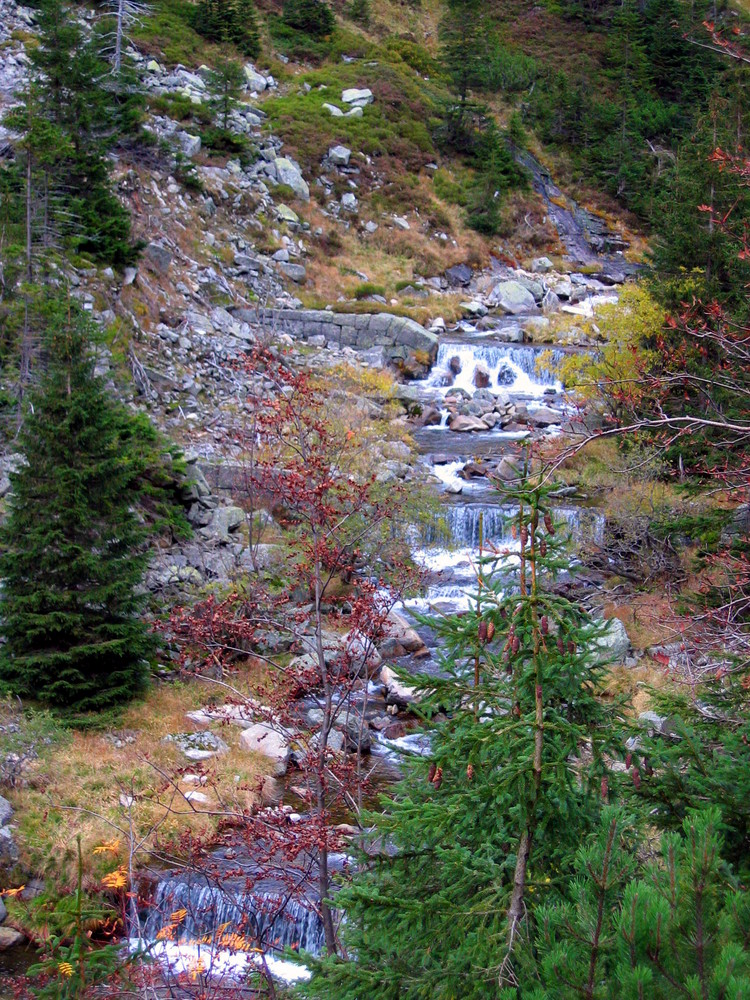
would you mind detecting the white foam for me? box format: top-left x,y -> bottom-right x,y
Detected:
426,343 -> 562,398
129,939 -> 312,984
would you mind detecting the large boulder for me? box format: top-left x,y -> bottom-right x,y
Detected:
239,723 -> 291,776
592,618 -> 631,665
383,611 -> 424,653
143,243 -> 172,276
527,406 -> 564,427
272,157 -> 310,201
487,280 -> 537,315
449,414 -> 488,432
243,63 -> 268,92
379,665 -> 417,705
342,87 -> 373,106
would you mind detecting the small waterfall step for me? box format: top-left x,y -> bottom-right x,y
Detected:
140,876 -> 326,958
426,343 -> 565,396
420,502 -> 605,549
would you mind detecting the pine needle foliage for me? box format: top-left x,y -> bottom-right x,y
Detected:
517,807 -> 750,999
302,480 -> 620,998
0,303 -> 181,713
192,0 -> 261,57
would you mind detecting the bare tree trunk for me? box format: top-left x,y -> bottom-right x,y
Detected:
313,539 -> 338,955
114,0 -> 124,78
17,148 -> 34,431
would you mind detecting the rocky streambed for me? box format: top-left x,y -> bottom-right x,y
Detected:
132,270 -> 641,986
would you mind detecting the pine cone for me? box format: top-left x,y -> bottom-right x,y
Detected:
540,539 -> 547,558
511,635 -> 520,654
544,512 -> 555,535
466,764 -> 474,782
557,637 -> 565,655
625,751 -> 632,769
432,766 -> 443,790
486,621 -> 496,642
632,767 -> 641,790
540,615 -> 549,635
477,621 -> 488,644
427,762 -> 437,784
567,640 -> 576,654
520,526 -> 528,546
600,776 -> 609,801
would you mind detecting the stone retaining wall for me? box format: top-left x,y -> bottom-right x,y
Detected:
232,307 -> 438,360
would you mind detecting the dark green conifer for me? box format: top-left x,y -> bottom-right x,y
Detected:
193,0 -> 261,57
0,303 -> 172,713
282,0 -> 335,38
303,481 -> 618,997
520,808 -> 750,998
6,0 -> 138,265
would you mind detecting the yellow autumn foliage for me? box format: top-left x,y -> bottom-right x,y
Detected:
554,285 -> 665,402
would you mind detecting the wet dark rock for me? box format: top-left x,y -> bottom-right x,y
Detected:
445,263 -> 472,287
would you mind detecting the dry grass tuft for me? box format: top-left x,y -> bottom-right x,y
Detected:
6,680 -> 270,890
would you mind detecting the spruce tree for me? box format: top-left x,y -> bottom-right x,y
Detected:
192,0 -> 261,57
0,303 -> 163,713
302,481 -> 618,997
207,53 -> 246,133
4,0 -> 137,266
282,0 -> 335,38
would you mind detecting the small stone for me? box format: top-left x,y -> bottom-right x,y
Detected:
532,256 -> 554,273
328,144 -> 351,166
323,102 -> 344,117
276,204 -> 299,224
341,192 -> 358,214
0,796 -> 13,827
0,927 -> 24,950
393,216 -> 410,230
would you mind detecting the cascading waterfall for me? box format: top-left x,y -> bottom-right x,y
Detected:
139,876 -> 326,958
427,344 -> 565,396
420,503 -> 604,550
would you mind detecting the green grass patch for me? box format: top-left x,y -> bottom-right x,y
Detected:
263,60 -> 435,172
148,92 -> 212,126
353,282 -> 386,299
133,0 -> 239,67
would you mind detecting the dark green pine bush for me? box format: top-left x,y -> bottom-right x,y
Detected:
0,306 -> 177,713
282,0 -> 335,38
192,0 -> 261,57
